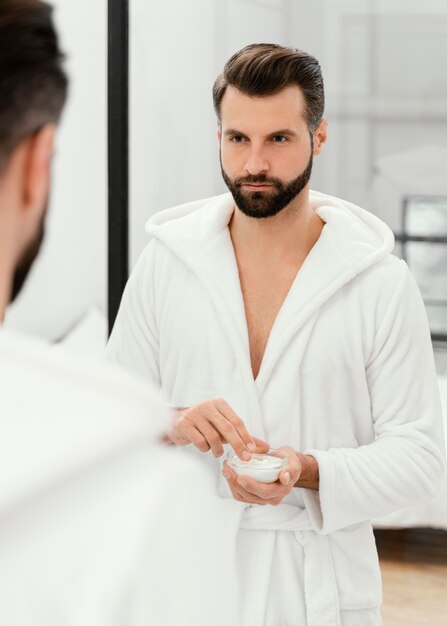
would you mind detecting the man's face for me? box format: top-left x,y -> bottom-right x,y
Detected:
219,85 -> 314,219
10,199 -> 47,303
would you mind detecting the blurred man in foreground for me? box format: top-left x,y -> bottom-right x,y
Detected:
0,2 -> 239,624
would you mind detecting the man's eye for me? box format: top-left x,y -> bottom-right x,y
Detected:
230,135 -> 244,143
272,135 -> 287,143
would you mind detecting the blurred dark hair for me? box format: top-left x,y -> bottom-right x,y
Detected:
0,0 -> 68,173
213,43 -> 324,133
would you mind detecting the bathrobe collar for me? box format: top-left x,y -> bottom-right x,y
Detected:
146,191 -> 394,397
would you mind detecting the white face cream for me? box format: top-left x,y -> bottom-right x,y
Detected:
226,451 -> 287,483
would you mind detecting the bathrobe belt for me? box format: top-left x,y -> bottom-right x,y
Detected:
240,503 -> 341,626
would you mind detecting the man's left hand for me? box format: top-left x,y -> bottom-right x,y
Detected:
222,446 -> 302,506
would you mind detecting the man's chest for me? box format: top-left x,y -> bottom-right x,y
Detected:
238,263 -> 302,379
156,258 -> 371,389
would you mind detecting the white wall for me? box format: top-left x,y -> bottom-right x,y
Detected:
288,0 -> 447,218
5,0 -> 107,342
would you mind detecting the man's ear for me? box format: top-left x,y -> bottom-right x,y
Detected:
217,126 -> 222,143
312,119 -> 327,156
22,124 -> 57,216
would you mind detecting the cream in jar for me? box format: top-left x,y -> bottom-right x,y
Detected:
226,451 -> 287,483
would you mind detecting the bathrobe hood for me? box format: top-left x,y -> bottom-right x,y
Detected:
145,190 -> 395,294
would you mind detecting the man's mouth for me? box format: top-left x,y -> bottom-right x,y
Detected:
241,183 -> 274,191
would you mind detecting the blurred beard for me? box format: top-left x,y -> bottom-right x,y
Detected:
221,151 -> 313,219
10,206 -> 47,303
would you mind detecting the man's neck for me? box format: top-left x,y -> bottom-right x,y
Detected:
228,188 -> 324,265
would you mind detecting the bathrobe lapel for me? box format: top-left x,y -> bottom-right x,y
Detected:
255,222 -> 356,397
194,228 -> 250,371
191,227 -> 267,437
148,195 -> 267,432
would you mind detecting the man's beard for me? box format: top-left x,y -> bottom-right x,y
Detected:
10,210 -> 46,303
221,151 -> 313,219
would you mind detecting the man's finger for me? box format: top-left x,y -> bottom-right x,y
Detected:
276,447 -> 301,484
194,417 -> 225,457
222,465 -> 283,506
231,482 -> 267,506
222,461 -> 237,480
252,437 -> 270,453
213,398 -> 256,450
279,470 -> 292,485
208,410 -> 253,461
185,427 -> 211,453
236,476 -> 288,500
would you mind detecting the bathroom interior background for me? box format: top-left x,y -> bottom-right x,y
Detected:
5,0 -> 447,366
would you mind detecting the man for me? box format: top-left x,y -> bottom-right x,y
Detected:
0,2 -> 239,624
107,43 -> 446,625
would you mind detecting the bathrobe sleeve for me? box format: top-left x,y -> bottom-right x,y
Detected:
302,260 -> 446,535
106,243 -> 161,388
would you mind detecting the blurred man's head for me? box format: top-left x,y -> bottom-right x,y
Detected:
0,0 -> 67,310
213,44 -> 327,219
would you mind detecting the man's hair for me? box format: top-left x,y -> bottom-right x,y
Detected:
213,43 -> 324,133
0,0 -> 68,173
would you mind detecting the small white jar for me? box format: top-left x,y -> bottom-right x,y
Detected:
226,450 -> 287,484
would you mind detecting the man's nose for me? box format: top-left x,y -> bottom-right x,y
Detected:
243,146 -> 269,175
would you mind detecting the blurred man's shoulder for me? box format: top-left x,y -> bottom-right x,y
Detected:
0,327 -> 168,455
0,328 -> 164,417
0,327 -> 172,514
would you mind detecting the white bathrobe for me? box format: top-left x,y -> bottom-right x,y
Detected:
0,328 -> 240,626
107,190 -> 446,626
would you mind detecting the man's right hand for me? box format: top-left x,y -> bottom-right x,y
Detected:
168,397 -> 268,461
